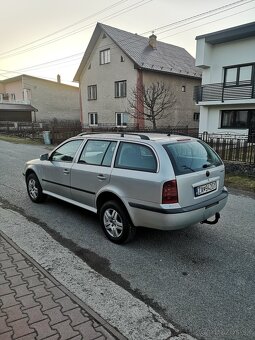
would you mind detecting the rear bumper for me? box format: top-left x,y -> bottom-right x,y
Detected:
128,188 -> 228,230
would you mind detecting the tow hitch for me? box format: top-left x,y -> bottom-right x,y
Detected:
201,212 -> 220,225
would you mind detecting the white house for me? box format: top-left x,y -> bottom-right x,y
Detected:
195,21 -> 255,140
74,23 -> 201,130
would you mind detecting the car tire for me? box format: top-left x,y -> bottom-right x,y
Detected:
26,173 -> 47,203
99,200 -> 136,244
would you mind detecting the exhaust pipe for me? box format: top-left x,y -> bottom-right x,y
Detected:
200,212 -> 220,225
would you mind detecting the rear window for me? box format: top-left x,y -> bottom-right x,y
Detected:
163,140 -> 222,175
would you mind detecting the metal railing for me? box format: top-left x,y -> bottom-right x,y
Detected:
194,81 -> 255,103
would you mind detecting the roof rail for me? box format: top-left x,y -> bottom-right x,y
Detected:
120,133 -> 150,140
78,132 -> 102,136
78,132 -> 150,140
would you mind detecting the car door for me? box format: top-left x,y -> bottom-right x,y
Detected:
41,139 -> 83,199
71,139 -> 117,209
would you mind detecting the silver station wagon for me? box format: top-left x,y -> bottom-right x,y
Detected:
24,133 -> 228,244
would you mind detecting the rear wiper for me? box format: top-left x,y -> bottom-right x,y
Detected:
202,163 -> 213,168
182,165 -> 195,172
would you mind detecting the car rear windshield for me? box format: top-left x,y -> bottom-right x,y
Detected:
163,140 -> 222,175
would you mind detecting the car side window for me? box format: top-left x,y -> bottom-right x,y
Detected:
78,140 -> 117,166
51,140 -> 83,162
115,142 -> 157,172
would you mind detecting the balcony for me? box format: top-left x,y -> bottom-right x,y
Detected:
0,93 -> 31,105
194,81 -> 255,104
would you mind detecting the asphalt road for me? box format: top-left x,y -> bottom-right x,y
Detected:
0,140 -> 254,340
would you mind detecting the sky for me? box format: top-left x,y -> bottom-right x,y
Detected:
0,0 -> 254,85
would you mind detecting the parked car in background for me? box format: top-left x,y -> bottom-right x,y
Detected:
24,133 -> 228,244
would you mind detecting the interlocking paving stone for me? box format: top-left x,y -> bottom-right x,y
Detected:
8,317 -> 35,338
44,306 -> 69,325
25,305 -> 48,325
30,319 -> 58,339
0,293 -> 19,309
3,304 -> 25,323
7,275 -> 24,288
0,331 -> 13,340
0,315 -> 12,334
52,319 -> 80,339
0,233 -> 125,340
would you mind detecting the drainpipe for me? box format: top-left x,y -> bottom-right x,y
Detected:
136,69 -> 144,129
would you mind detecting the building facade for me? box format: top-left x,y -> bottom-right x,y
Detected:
0,75 -> 80,122
74,23 -> 201,130
195,22 -> 255,139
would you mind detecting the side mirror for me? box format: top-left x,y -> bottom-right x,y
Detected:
40,153 -> 49,161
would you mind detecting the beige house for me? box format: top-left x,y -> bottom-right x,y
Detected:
0,75 -> 80,122
74,23 -> 202,129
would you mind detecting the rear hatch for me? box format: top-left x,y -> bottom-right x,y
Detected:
163,139 -> 225,208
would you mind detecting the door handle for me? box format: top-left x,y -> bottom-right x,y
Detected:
97,174 -> 106,180
63,169 -> 70,175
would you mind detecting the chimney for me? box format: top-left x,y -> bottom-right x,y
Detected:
57,74 -> 61,83
149,33 -> 157,49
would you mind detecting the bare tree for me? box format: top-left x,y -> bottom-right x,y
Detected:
128,81 -> 176,130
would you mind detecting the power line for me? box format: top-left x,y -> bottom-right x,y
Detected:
144,0 -> 254,34
81,0 -> 254,53
0,0 -> 152,60
156,0 -> 255,36
0,0 -> 130,57
160,5 -> 255,40
1,0 -> 253,79
0,0 -> 251,62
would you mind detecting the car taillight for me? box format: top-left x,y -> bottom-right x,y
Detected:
162,180 -> 178,204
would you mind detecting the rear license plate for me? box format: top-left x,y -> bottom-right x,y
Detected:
195,181 -> 217,197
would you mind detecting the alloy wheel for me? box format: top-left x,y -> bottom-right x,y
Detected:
103,208 -> 124,238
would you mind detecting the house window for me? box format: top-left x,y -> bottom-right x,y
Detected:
3,93 -> 9,101
224,64 -> 254,86
221,110 -> 255,129
193,112 -> 200,121
121,56 -> 125,62
88,85 -> 97,100
115,80 -> 127,98
116,112 -> 129,126
100,49 -> 110,65
181,86 -> 186,92
88,112 -> 98,126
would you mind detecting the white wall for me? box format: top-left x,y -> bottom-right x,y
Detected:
196,34 -> 255,135
199,105 -> 249,136
196,36 -> 255,85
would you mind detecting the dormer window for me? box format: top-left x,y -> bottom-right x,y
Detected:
100,49 -> 110,65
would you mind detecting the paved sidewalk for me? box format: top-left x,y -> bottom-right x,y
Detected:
0,232 -> 126,340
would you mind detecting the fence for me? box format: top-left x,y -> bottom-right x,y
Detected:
50,123 -> 82,144
0,120 -> 82,143
0,121 -> 45,139
200,133 -> 255,164
0,121 -> 254,164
